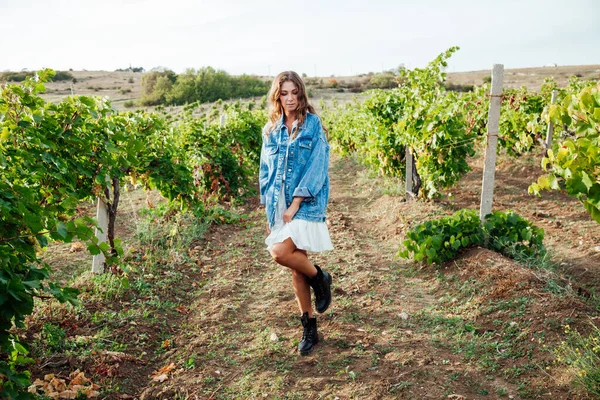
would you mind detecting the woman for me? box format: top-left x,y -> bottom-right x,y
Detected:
259,71 -> 333,356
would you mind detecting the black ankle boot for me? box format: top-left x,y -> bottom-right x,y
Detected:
307,265 -> 332,314
298,312 -> 318,355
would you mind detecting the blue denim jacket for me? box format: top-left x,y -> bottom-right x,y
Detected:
259,112 -> 330,228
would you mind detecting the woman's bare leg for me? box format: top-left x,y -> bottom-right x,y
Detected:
270,239 -> 317,316
292,269 -> 313,317
270,238 -> 317,277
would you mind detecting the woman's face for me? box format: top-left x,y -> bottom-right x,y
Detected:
279,81 -> 299,115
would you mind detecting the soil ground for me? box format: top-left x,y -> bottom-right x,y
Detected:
136,153 -> 598,400
26,149 -> 600,399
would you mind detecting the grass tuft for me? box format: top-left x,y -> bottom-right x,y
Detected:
555,322 -> 600,397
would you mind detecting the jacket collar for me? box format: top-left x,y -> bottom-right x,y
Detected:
275,112 -> 308,132
275,116 -> 285,131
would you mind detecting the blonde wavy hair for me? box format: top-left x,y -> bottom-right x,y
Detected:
267,71 -> 318,139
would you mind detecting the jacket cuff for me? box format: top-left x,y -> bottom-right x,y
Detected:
292,187 -> 313,198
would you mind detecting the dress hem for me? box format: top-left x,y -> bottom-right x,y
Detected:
265,235 -> 334,253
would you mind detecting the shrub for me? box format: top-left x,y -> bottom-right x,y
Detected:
38,323 -> 66,354
398,209 -> 482,264
398,209 -> 545,265
53,71 -> 75,81
141,67 -> 269,106
0,71 -> 34,82
123,100 -> 135,108
529,84 -> 600,223
325,48 -> 478,200
176,108 -> 266,201
139,70 -> 177,106
483,211 -> 545,257
368,72 -> 398,89
116,66 -> 145,73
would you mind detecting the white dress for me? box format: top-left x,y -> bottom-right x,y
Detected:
265,184 -> 334,252
264,137 -> 333,253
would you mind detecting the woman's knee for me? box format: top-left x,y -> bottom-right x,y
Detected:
270,245 -> 290,265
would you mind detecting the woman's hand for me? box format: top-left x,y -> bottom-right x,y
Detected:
283,197 -> 304,223
283,203 -> 299,223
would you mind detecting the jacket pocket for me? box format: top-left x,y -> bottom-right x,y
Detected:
297,139 -> 312,165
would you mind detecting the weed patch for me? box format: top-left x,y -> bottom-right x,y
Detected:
555,323 -> 600,397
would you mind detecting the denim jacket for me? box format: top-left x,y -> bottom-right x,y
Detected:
259,112 -> 330,228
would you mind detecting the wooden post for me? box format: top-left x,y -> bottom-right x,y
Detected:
220,114 -> 225,127
405,147 -> 414,200
544,89 -> 558,156
479,64 -> 504,223
91,197 -> 108,273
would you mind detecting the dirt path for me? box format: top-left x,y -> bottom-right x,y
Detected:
133,155 -> 588,399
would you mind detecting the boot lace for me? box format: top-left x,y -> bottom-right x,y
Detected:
301,321 -> 314,342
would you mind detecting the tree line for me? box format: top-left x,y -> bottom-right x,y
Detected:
140,67 -> 270,106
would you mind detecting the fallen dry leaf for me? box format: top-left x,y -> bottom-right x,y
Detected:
69,372 -> 87,387
28,370 -> 100,398
152,373 -> 169,383
150,362 -> 177,382
58,389 -> 77,399
50,377 -> 67,392
84,388 -> 100,398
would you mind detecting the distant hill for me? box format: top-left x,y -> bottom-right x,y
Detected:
446,64 -> 600,91
2,65 -> 597,110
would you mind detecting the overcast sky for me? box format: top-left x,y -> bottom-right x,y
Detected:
1,0 -> 599,76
